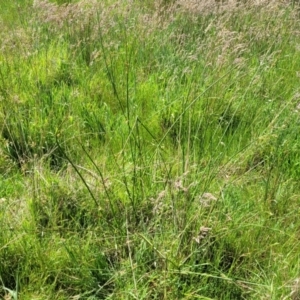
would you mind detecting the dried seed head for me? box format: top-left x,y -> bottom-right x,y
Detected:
199,192 -> 217,207
193,226 -> 211,244
289,278 -> 300,300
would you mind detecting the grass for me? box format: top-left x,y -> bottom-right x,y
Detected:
1,0 -> 300,299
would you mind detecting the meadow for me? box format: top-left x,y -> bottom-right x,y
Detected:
1,0 -> 300,299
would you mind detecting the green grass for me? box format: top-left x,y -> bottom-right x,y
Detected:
1,0 -> 300,299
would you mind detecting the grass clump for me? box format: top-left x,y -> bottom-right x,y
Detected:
1,0 -> 300,299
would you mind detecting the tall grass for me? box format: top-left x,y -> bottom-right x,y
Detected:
1,0 -> 300,299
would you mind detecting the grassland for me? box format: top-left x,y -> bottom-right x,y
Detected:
1,0 -> 300,299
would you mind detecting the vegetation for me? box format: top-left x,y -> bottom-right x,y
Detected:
1,0 -> 300,298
